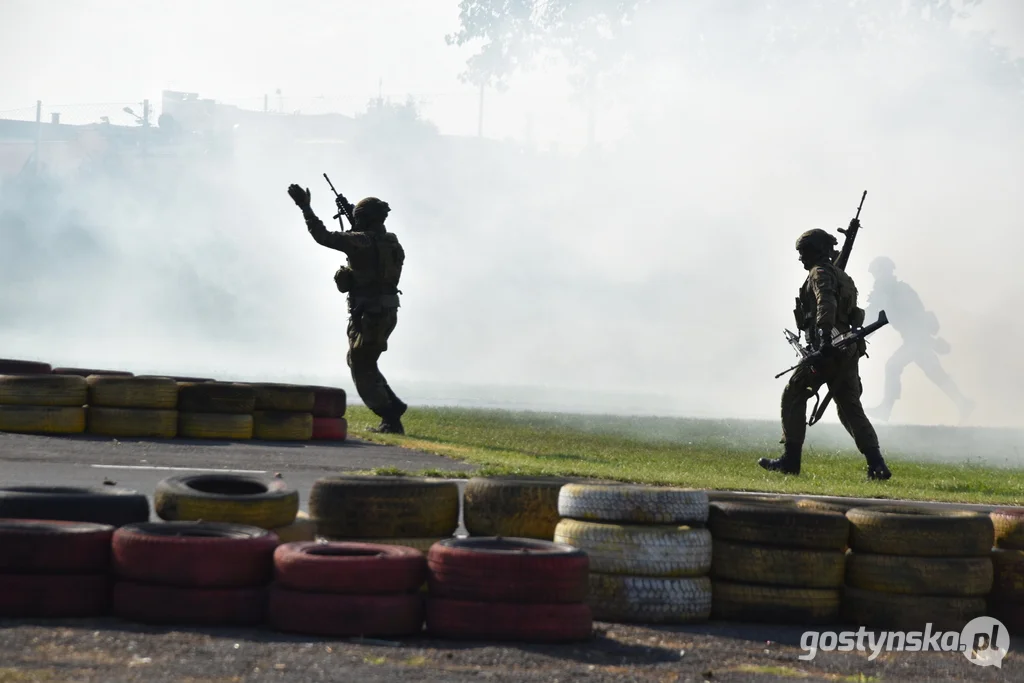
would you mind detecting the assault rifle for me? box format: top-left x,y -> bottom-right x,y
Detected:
776,310 -> 889,380
322,173 -> 355,230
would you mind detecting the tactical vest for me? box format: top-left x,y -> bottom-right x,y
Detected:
794,261 -> 864,338
335,230 -> 404,311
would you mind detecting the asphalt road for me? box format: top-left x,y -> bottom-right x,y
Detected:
0,431 -> 475,521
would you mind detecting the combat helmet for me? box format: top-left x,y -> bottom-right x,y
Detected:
868,255 -> 895,276
353,197 -> 391,224
795,228 -> 838,254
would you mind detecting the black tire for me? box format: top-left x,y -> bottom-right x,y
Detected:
0,359 -> 51,374
463,476 -> 576,539
177,382 -> 256,414
0,485 -> 150,527
708,501 -> 850,550
847,505 -> 994,557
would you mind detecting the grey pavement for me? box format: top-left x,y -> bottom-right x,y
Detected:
0,431 -> 475,521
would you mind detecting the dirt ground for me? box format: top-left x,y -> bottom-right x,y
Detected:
1,615 -> 1020,682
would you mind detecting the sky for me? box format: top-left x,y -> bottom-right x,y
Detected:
1,0 -> 1023,439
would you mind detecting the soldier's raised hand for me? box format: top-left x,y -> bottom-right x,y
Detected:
848,217 -> 861,231
287,184 -> 311,209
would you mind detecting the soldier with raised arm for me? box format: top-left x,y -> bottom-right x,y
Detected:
759,228 -> 892,480
287,183 -> 408,434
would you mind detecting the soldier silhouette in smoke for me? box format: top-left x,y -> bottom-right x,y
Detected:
863,256 -> 975,423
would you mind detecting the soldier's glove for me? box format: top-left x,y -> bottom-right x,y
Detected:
287,184 -> 311,210
816,327 -> 835,356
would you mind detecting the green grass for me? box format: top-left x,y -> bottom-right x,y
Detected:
345,405 -> 1024,505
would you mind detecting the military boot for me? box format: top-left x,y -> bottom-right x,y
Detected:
864,447 -> 892,481
758,443 -> 802,475
367,394 -> 407,435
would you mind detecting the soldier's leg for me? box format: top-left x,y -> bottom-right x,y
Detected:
867,342 -> 914,421
831,356 -> 891,480
348,309 -> 404,432
760,365 -> 823,475
914,350 -> 975,422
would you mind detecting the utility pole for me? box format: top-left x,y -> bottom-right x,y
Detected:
477,82 -> 485,137
34,100 -> 42,175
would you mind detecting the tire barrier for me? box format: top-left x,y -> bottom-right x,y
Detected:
841,505 -> 994,631
268,541 -> 426,637
51,368 -> 134,377
312,416 -> 347,441
708,500 -> 847,624
0,519 -> 113,618
0,374 -> 88,435
85,376 -> 179,438
310,476 -> 460,541
154,474 -> 300,529
464,476 -> 575,540
0,358 -> 51,374
0,485 -> 150,527
246,383 -> 314,441
111,522 -> 278,625
177,381 -> 256,440
988,507 -> 1024,630
425,537 -> 593,642
556,483 -> 712,624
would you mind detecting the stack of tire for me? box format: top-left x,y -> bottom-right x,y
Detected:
425,537 -> 593,642
554,483 -> 713,624
154,473 -> 314,543
86,375 -> 179,439
0,519 -> 114,618
268,541 -> 426,637
842,505 -> 994,630
464,476 -> 577,540
309,475 -> 460,551
249,383 -> 314,441
0,371 -> 88,436
985,507 -> 1024,631
708,499 -> 849,624
111,521 -> 278,626
52,368 -> 133,378
310,386 -> 347,441
0,485 -> 150,528
176,382 -> 256,440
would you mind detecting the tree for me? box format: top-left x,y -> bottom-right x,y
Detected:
445,0 -> 1019,93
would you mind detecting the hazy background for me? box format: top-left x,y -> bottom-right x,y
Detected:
1,0 -> 1022,442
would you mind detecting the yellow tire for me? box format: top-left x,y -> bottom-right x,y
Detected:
0,405 -> 86,434
842,585 -> 986,631
991,508 -> 1024,550
310,475 -> 460,538
463,476 -> 576,539
86,376 -> 178,409
712,581 -> 841,624
847,505 -> 994,557
0,375 -> 87,407
178,412 -> 253,440
554,519 -> 712,577
252,411 -> 312,441
845,550 -> 993,596
587,573 -> 712,624
87,407 -> 177,438
710,539 -> 846,588
154,473 -> 299,529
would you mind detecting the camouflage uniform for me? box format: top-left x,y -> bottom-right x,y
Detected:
290,187 -> 408,433
759,229 -> 891,480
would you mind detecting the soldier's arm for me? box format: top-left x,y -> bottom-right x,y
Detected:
302,208 -> 357,254
809,266 -> 839,330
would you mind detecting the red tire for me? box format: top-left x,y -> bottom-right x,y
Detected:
0,359 -> 51,374
113,581 -> 266,625
426,598 -> 592,642
427,537 -> 588,604
0,519 -> 113,573
0,574 -> 109,617
112,522 -> 278,588
311,387 -> 347,418
268,584 -> 423,637
274,541 -> 425,594
312,417 -> 347,440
